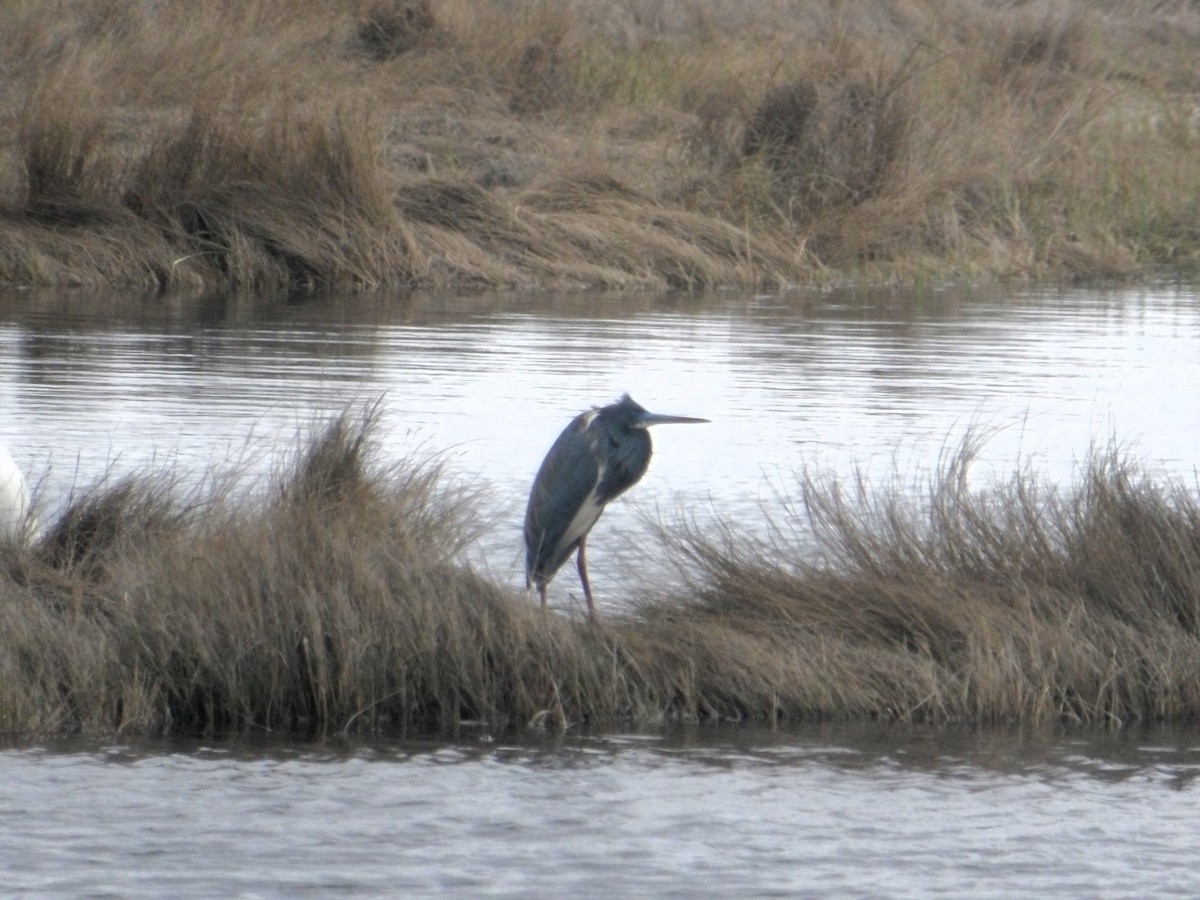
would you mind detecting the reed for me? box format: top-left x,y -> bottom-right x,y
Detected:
645,441 -> 1200,726
3,410 -> 1200,739
0,1 -> 1197,290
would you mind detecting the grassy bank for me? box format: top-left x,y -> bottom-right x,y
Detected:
3,408 -> 1200,739
1,0 -> 1198,291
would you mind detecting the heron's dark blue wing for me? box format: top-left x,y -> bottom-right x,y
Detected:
524,415 -> 603,585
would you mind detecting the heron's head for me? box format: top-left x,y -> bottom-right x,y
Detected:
611,394 -> 710,430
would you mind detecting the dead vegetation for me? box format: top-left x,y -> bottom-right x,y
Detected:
353,0 -> 440,62
3,408 -> 1200,739
0,0 -> 1198,290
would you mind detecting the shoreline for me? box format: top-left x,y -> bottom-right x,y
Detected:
2,1 -> 1198,293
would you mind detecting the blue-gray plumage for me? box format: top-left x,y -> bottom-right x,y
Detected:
524,394 -> 709,620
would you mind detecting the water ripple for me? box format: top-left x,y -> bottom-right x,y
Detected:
4,725 -> 1199,897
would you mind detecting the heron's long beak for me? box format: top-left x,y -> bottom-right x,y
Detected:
637,411 -> 710,427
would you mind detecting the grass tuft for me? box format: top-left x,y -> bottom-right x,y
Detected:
354,0 -> 440,62
4,415 -> 1200,738
648,439 -> 1200,726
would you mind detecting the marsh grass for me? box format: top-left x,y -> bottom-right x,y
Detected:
1,1 -> 1198,290
3,410 -> 1200,739
648,442 -> 1200,726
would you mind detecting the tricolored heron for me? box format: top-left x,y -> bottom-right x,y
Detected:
524,394 -> 709,620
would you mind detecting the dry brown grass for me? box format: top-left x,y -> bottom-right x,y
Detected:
0,0 -> 1197,290
3,411 -> 1200,739
353,0 -> 440,62
648,440 -> 1200,726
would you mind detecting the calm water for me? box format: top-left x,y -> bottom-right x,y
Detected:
3,284 -> 1200,895
3,725 -> 1199,897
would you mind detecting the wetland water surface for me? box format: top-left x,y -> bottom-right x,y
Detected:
3,284 -> 1200,894
3,726 -> 1199,897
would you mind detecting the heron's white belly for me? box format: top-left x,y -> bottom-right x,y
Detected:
556,492 -> 605,558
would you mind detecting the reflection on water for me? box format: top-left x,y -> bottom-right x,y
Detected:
3,724 -> 1198,897
2,284 -> 1200,609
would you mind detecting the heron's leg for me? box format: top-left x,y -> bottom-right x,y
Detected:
537,582 -> 548,608
576,536 -> 597,621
